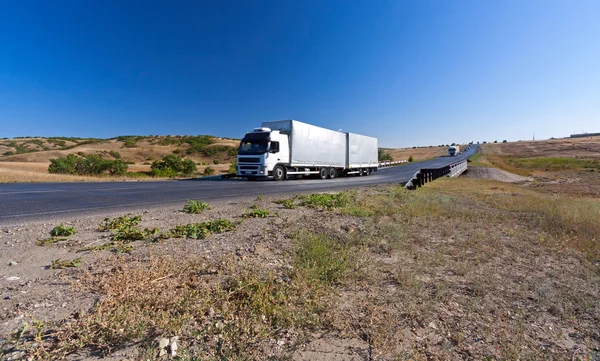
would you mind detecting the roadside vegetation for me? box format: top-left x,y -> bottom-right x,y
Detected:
48,153 -> 128,176
7,176 -> 599,360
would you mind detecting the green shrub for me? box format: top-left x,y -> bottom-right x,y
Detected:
150,154 -> 197,177
168,219 -> 237,239
228,162 -> 237,173
97,215 -> 141,232
48,153 -> 129,176
298,192 -> 351,210
213,159 -> 220,165
243,205 -> 270,218
273,198 -> 297,209
294,233 -> 353,285
378,149 -> 393,162
183,200 -> 211,214
408,155 -> 414,163
203,166 -> 215,176
108,151 -> 121,159
51,224 -> 77,237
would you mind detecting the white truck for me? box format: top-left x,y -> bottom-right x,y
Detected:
236,120 -> 378,181
448,145 -> 460,156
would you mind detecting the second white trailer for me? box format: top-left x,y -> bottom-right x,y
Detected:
347,133 -> 379,175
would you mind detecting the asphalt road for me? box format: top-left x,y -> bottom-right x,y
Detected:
0,146 -> 477,225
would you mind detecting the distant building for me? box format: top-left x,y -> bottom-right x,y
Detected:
570,132 -> 600,138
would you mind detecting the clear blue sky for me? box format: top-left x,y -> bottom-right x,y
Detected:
1,0 -> 599,147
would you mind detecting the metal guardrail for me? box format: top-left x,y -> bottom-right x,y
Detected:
404,159 -> 468,190
378,160 -> 408,168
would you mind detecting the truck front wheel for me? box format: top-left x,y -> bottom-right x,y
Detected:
272,165 -> 286,181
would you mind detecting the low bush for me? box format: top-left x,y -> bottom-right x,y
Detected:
48,154 -> 128,176
243,205 -> 270,218
168,218 -> 237,239
298,192 -> 352,210
228,161 -> 237,173
151,154 -> 197,177
203,166 -> 215,176
273,198 -> 297,209
183,200 -> 211,214
50,224 -> 77,237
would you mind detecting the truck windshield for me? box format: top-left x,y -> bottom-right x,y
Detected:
238,141 -> 269,155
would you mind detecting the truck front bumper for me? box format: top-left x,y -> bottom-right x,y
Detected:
237,165 -> 269,177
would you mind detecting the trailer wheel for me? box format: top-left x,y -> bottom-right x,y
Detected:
328,168 -> 337,179
272,165 -> 286,181
319,168 -> 328,180
358,169 -> 364,176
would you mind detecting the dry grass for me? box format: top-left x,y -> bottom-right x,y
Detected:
476,138 -> 600,196
4,178 -> 599,360
381,146 -> 450,162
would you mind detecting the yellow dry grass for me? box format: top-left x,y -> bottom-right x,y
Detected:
0,162 -> 109,183
382,146 -> 451,162
482,136 -> 600,159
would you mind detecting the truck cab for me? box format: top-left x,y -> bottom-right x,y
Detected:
236,127 -> 290,180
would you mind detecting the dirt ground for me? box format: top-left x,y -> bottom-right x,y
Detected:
1,179 -> 599,360
477,137 -> 600,197
483,136 -> 600,159
462,166 -> 533,183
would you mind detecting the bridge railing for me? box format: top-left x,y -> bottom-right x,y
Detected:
404,159 -> 468,190
378,160 -> 408,168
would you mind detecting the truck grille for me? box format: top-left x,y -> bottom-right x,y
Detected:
238,157 -> 260,163
239,166 -> 258,170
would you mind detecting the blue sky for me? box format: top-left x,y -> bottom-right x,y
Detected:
1,0 -> 599,147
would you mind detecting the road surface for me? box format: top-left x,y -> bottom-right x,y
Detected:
0,146 -> 477,225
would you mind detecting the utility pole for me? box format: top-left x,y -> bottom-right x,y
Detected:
533,132 -> 535,141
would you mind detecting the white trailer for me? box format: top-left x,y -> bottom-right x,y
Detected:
347,133 -> 379,175
236,120 -> 378,180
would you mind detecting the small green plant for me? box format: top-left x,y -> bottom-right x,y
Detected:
294,233 -> 353,285
243,205 -> 270,218
408,155 -> 414,163
298,192 -> 352,210
203,166 -> 215,176
183,200 -> 211,214
51,258 -> 82,269
36,237 -> 66,246
255,195 -> 263,201
228,161 -> 237,173
273,198 -> 297,209
168,218 -> 237,239
97,215 -> 141,232
50,224 -> 77,237
213,159 -> 220,164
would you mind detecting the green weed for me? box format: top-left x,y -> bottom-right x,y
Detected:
50,258 -> 82,269
50,224 -> 76,237
97,215 -> 141,232
183,200 -> 211,214
168,218 -> 237,239
243,205 -> 270,218
298,192 -> 352,210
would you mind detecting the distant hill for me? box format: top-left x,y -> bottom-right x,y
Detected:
0,135 -> 240,165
